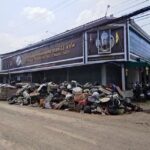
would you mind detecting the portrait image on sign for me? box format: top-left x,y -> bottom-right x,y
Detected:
96,30 -> 115,54
88,27 -> 124,57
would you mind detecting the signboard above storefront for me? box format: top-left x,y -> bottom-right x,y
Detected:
1,26 -> 126,72
2,34 -> 83,70
88,27 -> 125,56
87,26 -> 125,63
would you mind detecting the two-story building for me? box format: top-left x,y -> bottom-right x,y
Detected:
0,16 -> 149,90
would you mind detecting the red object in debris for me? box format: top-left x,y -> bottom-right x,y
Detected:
78,99 -> 87,106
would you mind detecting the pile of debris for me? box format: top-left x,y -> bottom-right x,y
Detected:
7,81 -> 143,115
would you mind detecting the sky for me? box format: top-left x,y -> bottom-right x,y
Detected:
0,0 -> 150,54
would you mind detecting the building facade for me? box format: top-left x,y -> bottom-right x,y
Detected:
0,17 -> 150,90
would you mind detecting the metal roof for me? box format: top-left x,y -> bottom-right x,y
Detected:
1,17 -> 115,58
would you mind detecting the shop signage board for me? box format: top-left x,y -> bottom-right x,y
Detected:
2,34 -> 83,70
87,27 -> 125,62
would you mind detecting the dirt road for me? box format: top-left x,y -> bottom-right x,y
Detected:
0,102 -> 150,150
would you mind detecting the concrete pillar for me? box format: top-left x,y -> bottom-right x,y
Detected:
66,68 -> 69,82
121,64 -> 126,91
84,32 -> 88,64
101,64 -> 107,86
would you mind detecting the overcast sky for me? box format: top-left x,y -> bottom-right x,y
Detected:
0,0 -> 150,54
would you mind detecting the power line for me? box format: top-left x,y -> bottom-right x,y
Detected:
113,0 -> 149,15
47,6 -> 150,37
133,13 -> 150,22
52,0 -> 76,13
100,0 -> 147,17
111,0 -> 144,9
23,6 -> 150,50
49,0 -> 70,10
134,13 -> 150,19
6,1 -> 150,48
7,0 -> 148,34
141,22 -> 150,27
135,15 -> 150,21
121,0 -> 148,13
11,0 -> 145,33
26,5 -> 150,41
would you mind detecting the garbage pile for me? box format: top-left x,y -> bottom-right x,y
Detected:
7,81 -> 143,115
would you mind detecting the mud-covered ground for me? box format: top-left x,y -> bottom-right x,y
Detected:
0,101 -> 150,150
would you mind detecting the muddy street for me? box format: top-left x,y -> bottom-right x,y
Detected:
0,102 -> 150,150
